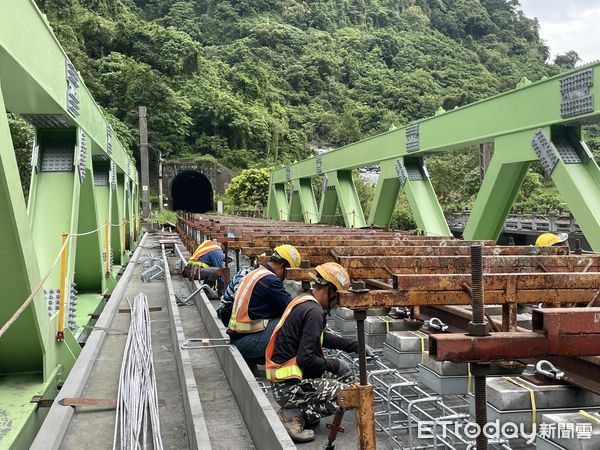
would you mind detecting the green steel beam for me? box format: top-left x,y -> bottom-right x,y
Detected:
288,186 -> 303,222
463,133 -> 532,240
272,63 -> 600,184
369,161 -> 401,228
266,182 -> 288,220
0,6 -> 141,446
319,175 -> 339,225
291,178 -> 319,223
402,159 -> 451,236
0,0 -> 136,177
325,171 -> 366,228
0,85 -> 48,375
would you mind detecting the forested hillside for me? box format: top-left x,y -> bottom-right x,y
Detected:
10,0 -> 598,217
31,0 -> 570,166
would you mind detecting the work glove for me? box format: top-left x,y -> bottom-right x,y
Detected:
330,357 -> 352,378
365,344 -> 376,358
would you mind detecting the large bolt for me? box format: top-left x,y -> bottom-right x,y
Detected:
468,244 -> 490,337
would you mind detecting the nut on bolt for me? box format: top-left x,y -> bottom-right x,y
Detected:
468,321 -> 490,337
348,281 -> 369,293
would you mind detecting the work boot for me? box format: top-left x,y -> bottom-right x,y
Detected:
277,409 -> 315,443
303,416 -> 320,429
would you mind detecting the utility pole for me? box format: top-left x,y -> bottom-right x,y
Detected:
158,151 -> 164,212
138,106 -> 151,218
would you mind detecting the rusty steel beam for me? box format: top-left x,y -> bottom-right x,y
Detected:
430,308 -> 600,362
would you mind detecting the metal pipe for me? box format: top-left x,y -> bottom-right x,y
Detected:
354,309 -> 368,385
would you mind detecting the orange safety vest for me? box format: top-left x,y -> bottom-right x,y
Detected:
265,294 -> 322,382
188,240 -> 222,267
228,266 -> 273,333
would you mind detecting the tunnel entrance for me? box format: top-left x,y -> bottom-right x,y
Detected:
171,170 -> 214,212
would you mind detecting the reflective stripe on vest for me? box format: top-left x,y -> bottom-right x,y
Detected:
265,294 -> 322,382
188,260 -> 210,268
228,266 -> 272,333
188,241 -> 222,266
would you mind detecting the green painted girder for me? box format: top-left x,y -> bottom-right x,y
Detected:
272,62 -> 600,185
0,90 -> 48,376
323,171 -> 366,228
266,182 -> 288,221
319,175 -> 338,225
0,0 -> 137,179
369,160 -> 401,228
291,178 -> 319,223
0,10 -> 139,447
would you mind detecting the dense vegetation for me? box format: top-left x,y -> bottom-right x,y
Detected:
8,0 -> 599,226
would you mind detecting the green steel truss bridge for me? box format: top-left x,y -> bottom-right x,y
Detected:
1,0 -> 600,447
1,1 -> 139,446
266,64 -> 600,252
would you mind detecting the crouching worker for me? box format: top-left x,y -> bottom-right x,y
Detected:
266,262 -> 373,443
181,240 -> 225,297
227,244 -> 302,371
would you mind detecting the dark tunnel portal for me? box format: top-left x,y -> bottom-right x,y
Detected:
171,171 -> 214,213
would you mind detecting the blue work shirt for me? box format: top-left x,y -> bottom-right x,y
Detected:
228,262 -> 292,339
197,249 -> 224,269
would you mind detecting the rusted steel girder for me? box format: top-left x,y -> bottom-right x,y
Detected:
429,308 -> 600,362
284,255 -> 599,279
255,245 -> 573,265
337,272 -> 600,308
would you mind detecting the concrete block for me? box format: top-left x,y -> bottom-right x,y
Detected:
365,332 -> 386,348
333,307 -> 387,320
486,377 -> 600,411
385,331 -> 429,352
536,412 -> 600,450
365,316 -> 412,334
383,343 -> 423,369
332,315 -> 357,333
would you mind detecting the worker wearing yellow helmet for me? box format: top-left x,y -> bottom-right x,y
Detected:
535,232 -> 569,247
265,263 -> 374,442
228,244 -> 302,371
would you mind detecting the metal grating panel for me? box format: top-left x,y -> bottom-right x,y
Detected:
316,154 -> 323,175
405,163 -> 425,181
552,138 -> 582,164
94,170 -> 109,186
531,129 -> 558,176
406,123 -> 420,152
21,114 -> 71,128
394,158 -> 407,187
106,124 -> 113,155
65,60 -> 80,117
560,69 -> 594,118
78,131 -> 88,182
40,147 -> 74,172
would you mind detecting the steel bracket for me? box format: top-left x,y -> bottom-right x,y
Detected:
560,68 -> 594,118
65,60 -> 80,117
531,129 -> 558,176
405,123 -> 419,152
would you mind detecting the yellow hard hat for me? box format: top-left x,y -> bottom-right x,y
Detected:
535,232 -> 568,246
273,244 -> 302,268
311,262 -> 351,291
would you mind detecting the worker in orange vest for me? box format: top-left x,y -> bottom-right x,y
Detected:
265,262 -> 374,442
227,244 -> 302,370
187,240 -> 224,268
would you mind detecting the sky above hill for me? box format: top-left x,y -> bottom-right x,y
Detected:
520,0 -> 600,64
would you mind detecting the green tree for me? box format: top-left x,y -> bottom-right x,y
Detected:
224,167 -> 271,210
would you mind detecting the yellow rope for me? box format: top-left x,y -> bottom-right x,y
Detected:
467,363 -> 472,394
578,410 -> 600,424
407,330 -> 426,364
0,219 -> 130,339
504,377 -> 536,429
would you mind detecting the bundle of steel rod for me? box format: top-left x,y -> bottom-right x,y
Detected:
113,293 -> 163,450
